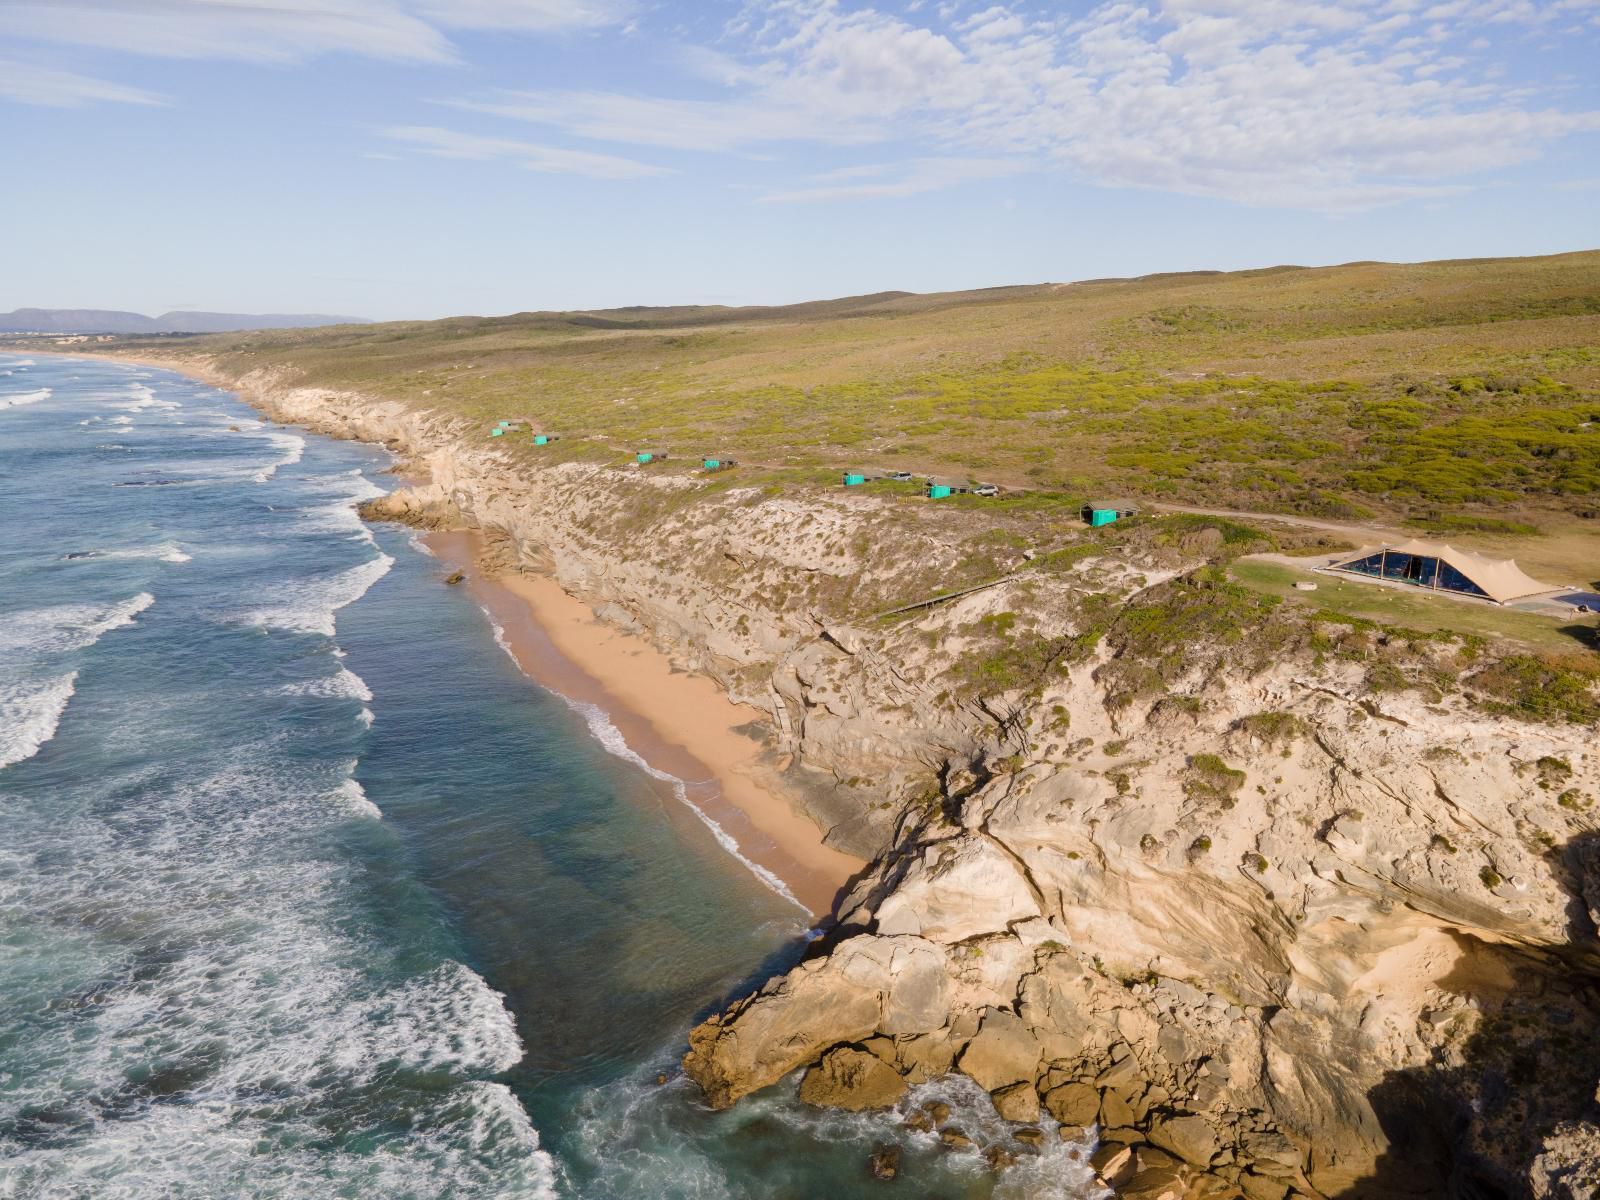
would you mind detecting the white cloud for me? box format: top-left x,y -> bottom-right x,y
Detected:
760,155 -> 1027,201
444,0 -> 1600,209
0,59 -> 166,107
0,0 -> 633,65
383,125 -> 670,179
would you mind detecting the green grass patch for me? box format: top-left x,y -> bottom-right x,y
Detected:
1230,559 -> 1585,653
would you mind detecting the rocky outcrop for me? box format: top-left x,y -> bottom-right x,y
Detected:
139,353 -> 1600,1197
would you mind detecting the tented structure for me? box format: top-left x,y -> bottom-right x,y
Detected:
1328,538 -> 1554,605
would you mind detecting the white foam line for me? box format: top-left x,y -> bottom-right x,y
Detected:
335,775 -> 382,820
0,671 -> 78,770
477,604 -> 807,913
1,387 -> 50,409
253,430 -> 306,483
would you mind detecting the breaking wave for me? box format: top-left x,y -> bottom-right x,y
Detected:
244,554 -> 394,637
254,430 -> 307,483
0,671 -> 78,770
0,592 -> 155,659
1,387 -> 50,409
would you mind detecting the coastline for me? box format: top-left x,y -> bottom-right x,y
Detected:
425,529 -> 863,917
55,349 -> 865,917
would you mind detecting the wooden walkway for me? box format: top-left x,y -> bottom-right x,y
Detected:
873,573 -> 1021,619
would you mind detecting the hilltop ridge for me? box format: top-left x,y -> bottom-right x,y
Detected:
0,308 -> 369,335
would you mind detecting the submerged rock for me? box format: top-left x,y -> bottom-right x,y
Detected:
867,1144 -> 900,1181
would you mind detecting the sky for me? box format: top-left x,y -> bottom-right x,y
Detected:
2,0 -> 1598,321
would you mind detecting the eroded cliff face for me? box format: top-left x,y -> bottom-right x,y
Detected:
191,363 -> 1600,1199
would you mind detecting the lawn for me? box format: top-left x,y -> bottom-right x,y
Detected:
1230,558 -> 1593,653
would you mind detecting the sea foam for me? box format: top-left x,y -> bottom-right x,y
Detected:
253,430 -> 307,483
1,387 -> 50,409
0,672 -> 78,770
0,592 -> 155,659
244,553 -> 394,637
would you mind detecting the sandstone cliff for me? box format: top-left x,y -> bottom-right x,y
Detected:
161,361 -> 1600,1199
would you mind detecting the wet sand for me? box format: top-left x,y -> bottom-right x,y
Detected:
424,530 -> 863,917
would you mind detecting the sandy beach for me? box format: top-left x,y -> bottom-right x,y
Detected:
424,530 -> 863,917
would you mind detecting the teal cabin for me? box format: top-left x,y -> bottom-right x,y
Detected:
927,483 -> 954,499
490,428 -> 504,437
533,433 -> 553,445
636,451 -> 657,464
1085,501 -> 1138,526
702,457 -> 722,470
842,472 -> 866,486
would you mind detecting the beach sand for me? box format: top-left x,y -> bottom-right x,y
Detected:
425,530 -> 863,917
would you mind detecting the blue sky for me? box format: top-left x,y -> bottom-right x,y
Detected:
3,0 -> 1598,320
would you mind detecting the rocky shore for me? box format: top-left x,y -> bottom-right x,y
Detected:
124,358 -> 1600,1198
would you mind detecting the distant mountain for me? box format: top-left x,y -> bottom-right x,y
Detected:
0,308 -> 370,334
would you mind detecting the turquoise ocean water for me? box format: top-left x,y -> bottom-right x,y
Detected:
0,356 -> 1097,1199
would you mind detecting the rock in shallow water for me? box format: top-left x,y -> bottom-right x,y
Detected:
867,1144 -> 900,1180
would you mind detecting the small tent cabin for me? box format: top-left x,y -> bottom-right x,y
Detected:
702,457 -> 737,471
1084,501 -> 1138,527
635,450 -> 666,464
842,472 -> 867,486
926,478 -> 966,499
533,433 -> 558,446
1327,539 -> 1554,605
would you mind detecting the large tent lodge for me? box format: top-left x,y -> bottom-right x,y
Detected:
1327,539 -> 1554,605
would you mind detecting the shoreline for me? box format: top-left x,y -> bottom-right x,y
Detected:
425,530 -> 863,917
46,349 -> 864,918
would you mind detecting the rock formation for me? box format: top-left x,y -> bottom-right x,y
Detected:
136,356 -> 1600,1197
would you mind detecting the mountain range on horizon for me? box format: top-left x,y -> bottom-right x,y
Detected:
0,308 -> 370,335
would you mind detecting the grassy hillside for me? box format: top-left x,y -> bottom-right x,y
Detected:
104,251 -> 1600,526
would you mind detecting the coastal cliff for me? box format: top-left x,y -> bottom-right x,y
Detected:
136,359 -> 1600,1198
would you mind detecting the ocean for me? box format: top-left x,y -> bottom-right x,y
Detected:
0,356 -> 1099,1199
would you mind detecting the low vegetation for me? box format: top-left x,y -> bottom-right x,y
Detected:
77,251 -> 1600,526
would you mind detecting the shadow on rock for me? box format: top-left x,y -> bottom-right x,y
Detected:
1333,832 -> 1600,1200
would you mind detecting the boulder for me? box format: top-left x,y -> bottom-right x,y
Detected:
1239,1173 -> 1289,1200
1191,1173 -> 1247,1200
798,1046 -> 907,1111
1090,1142 -> 1138,1188
867,1145 -> 901,1181
683,944 -> 886,1107
1042,1081 -> 1102,1126
1148,1113 -> 1222,1167
941,1128 -> 974,1150
992,1081 -> 1040,1122
1100,1087 -> 1136,1128
985,1145 -> 1020,1171
956,1009 -> 1041,1092
1240,1129 -> 1302,1176
894,1031 -> 957,1082
1096,1054 -> 1142,1089
1121,1165 -> 1188,1200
